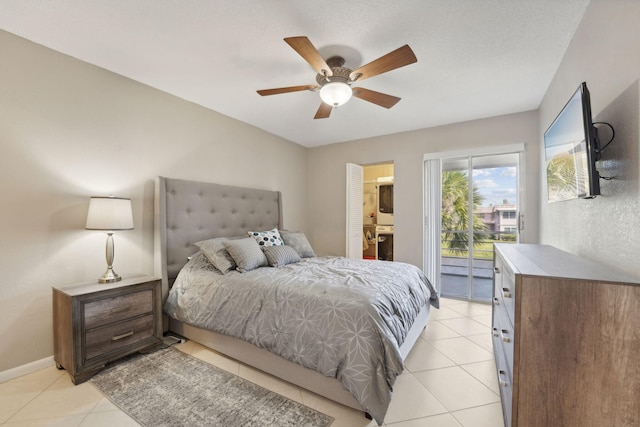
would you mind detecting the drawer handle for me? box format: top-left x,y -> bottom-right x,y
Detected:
112,330 -> 134,341
493,267 -> 500,274
493,297 -> 500,306
502,288 -> 512,299
110,305 -> 132,314
501,329 -> 511,343
493,327 -> 499,337
498,370 -> 509,387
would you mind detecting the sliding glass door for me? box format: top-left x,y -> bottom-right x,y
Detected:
424,145 -> 523,302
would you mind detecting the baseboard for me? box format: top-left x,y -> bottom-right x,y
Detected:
0,356 -> 56,383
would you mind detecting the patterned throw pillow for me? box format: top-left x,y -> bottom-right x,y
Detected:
262,245 -> 301,267
279,230 -> 316,258
248,228 -> 284,247
224,237 -> 268,272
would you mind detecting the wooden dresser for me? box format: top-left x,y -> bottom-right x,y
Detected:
53,275 -> 162,384
492,244 -> 639,427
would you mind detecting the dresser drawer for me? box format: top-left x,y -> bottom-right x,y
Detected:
494,259 -> 515,325
85,314 -> 155,360
493,306 -> 515,371
495,343 -> 513,427
84,289 -> 153,329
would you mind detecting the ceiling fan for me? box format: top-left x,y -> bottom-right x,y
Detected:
257,36 -> 418,119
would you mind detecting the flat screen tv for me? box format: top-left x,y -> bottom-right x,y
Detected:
544,82 -> 600,202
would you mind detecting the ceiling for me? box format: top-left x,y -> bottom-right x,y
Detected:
0,0 -> 590,148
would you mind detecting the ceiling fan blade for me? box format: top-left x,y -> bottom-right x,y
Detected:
257,85 -> 318,96
349,45 -> 417,82
284,36 -> 333,77
314,102 -> 333,119
352,87 -> 401,109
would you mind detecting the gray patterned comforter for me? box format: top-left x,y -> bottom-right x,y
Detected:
164,254 -> 438,425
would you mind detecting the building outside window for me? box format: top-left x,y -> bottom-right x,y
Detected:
475,200 -> 517,239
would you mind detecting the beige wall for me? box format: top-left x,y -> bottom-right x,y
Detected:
538,0 -> 640,278
0,30 -> 308,372
307,110 -> 540,267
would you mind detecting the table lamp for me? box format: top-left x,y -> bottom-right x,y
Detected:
85,196 -> 134,283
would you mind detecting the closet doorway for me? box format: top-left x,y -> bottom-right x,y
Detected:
346,162 -> 394,260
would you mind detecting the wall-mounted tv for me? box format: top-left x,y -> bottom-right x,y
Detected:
544,82 -> 601,202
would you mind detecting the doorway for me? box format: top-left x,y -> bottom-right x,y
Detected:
346,162 -> 394,260
364,163 -> 394,261
424,144 -> 524,302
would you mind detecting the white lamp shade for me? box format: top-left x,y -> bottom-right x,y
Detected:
86,197 -> 134,230
319,82 -> 353,107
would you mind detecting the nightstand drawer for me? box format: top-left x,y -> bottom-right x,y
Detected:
85,289 -> 153,329
85,314 -> 155,360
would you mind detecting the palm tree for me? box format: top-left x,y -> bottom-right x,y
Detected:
441,171 -> 487,255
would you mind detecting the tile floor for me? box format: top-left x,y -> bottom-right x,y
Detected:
0,298 -> 505,426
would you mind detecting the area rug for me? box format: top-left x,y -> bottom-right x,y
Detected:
90,347 -> 334,427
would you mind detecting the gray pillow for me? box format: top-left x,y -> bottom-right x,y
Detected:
279,230 -> 316,258
224,237 -> 268,272
194,237 -> 236,274
263,245 -> 301,267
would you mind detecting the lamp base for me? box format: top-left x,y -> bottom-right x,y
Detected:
98,268 -> 121,284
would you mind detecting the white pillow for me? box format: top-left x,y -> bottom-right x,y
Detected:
248,228 -> 284,247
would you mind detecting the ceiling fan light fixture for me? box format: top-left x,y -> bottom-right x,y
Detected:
258,37 -> 417,118
319,81 -> 352,107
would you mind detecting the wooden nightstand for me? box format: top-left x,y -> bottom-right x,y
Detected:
53,275 -> 162,384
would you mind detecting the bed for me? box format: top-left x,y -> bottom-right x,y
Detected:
154,176 -> 438,425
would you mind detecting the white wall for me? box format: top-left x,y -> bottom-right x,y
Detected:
307,110 -> 540,268
538,0 -> 640,278
0,30 -> 308,372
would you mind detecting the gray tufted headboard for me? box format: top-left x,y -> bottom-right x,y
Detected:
154,176 -> 282,301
